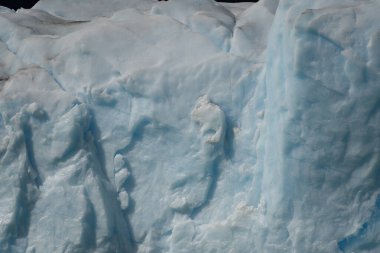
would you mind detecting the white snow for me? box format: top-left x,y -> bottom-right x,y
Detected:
0,0 -> 379,252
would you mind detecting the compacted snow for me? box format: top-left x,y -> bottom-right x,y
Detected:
0,0 -> 379,252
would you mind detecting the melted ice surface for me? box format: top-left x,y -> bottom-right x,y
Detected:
0,0 -> 379,252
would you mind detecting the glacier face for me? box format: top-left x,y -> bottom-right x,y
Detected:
0,0 -> 380,252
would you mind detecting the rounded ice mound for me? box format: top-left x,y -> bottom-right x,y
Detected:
191,95 -> 226,145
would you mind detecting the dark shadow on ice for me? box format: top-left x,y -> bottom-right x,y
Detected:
88,109 -> 109,181
81,190 -> 97,251
338,195 -> 380,252
0,0 -> 40,10
223,115 -> 235,160
22,124 -> 43,187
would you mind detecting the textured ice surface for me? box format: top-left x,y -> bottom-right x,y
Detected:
0,0 -> 379,252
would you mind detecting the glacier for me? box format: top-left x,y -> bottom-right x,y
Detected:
0,0 -> 379,252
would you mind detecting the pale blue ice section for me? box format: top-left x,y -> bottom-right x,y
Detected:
0,0 -> 379,252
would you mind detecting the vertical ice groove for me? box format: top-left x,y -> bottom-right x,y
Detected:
0,106 -> 42,252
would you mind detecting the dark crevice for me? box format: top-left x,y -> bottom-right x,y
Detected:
4,123 -> 41,251
87,109 -> 109,181
14,167 -> 38,240
223,116 -> 235,160
22,124 -> 42,187
15,124 -> 41,241
81,190 -> 97,252
87,109 -> 137,253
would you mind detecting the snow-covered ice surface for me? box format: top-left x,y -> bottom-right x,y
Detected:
0,0 -> 379,252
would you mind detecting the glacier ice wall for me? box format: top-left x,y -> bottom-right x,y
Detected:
262,0 -> 380,252
0,0 -> 379,252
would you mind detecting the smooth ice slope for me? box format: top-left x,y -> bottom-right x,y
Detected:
0,0 -> 379,252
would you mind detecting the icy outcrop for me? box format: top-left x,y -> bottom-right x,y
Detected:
262,1 -> 380,252
0,0 -> 380,252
